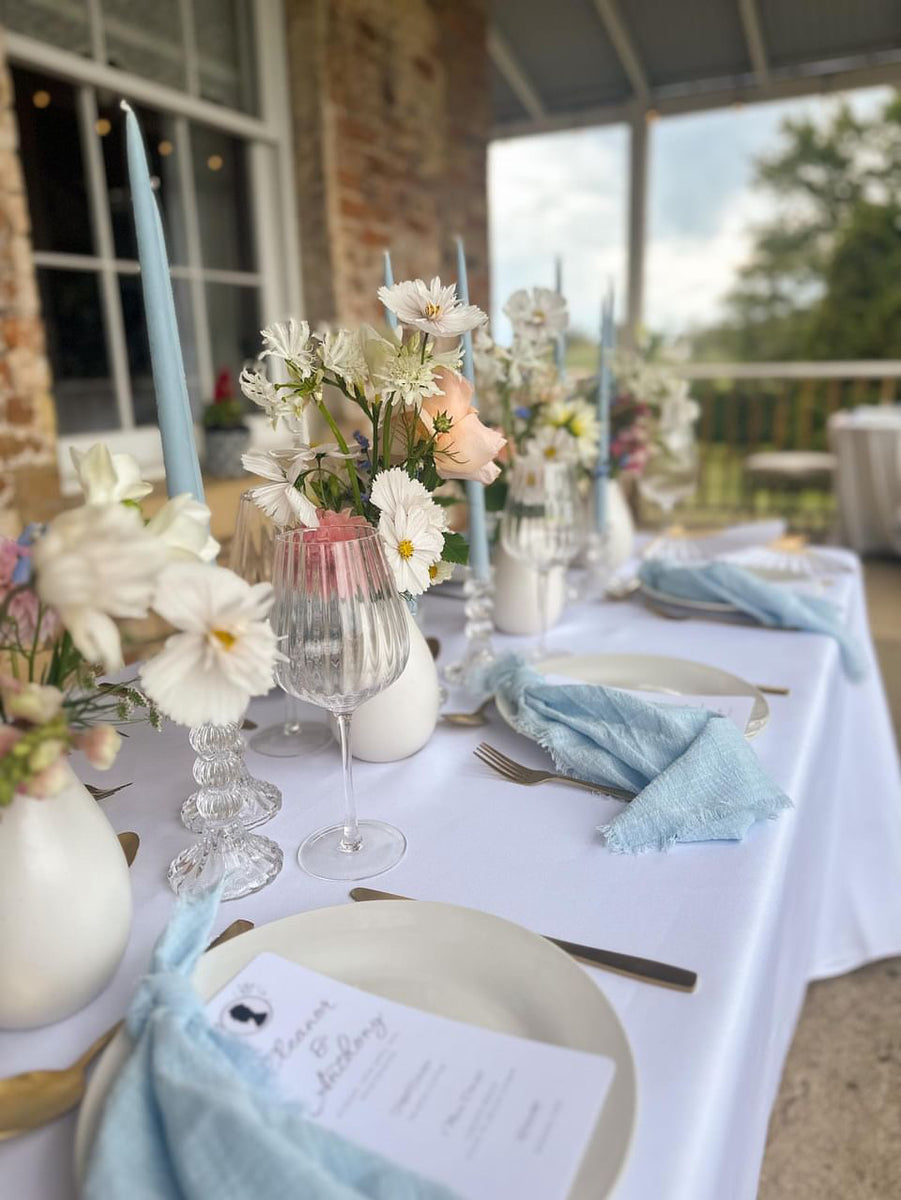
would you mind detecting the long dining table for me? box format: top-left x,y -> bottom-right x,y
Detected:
2,548 -> 901,1200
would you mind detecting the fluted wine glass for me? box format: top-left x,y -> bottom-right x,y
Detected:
230,493 -> 332,757
271,522 -> 410,880
501,458 -> 582,657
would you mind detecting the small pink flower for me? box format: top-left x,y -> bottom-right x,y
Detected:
25,758 -> 71,799
77,724 -> 121,770
4,681 -> 64,725
0,539 -> 18,587
305,509 -> 372,544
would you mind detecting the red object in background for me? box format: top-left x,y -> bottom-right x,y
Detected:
213,369 -> 233,402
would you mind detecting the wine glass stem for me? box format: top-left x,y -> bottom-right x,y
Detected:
536,565 -> 550,658
335,712 -> 362,853
283,691 -> 303,736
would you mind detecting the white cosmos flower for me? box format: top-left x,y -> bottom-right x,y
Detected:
378,504 -> 446,596
140,563 -> 280,727
504,287 -> 568,343
370,467 -> 437,521
242,449 -> 319,528
147,494 -> 220,562
508,454 -> 547,506
260,319 -> 315,377
70,443 -> 153,505
541,398 -> 601,466
33,504 -> 168,673
377,277 -> 487,338
527,425 -> 579,464
428,559 -> 455,585
319,328 -> 367,388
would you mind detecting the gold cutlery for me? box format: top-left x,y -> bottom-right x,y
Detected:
117,831 -> 140,867
441,697 -> 493,727
87,782 -> 132,801
0,918 -> 254,1140
241,717 -> 258,731
474,742 -> 636,803
350,887 -> 697,992
426,636 -> 441,660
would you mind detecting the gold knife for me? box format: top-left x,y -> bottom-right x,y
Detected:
350,888 -> 697,993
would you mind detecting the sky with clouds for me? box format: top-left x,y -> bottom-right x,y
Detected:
488,87 -> 890,346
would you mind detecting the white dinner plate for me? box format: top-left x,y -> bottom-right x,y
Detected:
75,900 -> 637,1200
640,563 -> 827,618
496,652 -> 769,739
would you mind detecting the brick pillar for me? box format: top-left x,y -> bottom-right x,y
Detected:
0,31 -> 58,535
283,0 -> 490,329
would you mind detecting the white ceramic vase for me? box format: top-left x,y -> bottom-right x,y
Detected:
351,607 -> 441,762
604,478 -> 636,570
0,762 -> 133,1030
492,542 -> 567,636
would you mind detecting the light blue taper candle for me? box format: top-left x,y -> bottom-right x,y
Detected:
455,236 -> 490,582
382,250 -> 399,333
594,285 -> 615,530
553,255 -> 565,376
122,102 -> 203,502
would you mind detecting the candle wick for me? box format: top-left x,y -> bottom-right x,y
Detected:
120,98 -> 132,113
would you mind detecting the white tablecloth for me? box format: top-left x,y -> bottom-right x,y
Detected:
830,406 -> 901,555
3,554 -> 901,1200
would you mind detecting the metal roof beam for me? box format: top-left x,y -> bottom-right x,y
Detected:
488,27 -> 546,121
738,0 -> 770,85
592,0 -> 650,106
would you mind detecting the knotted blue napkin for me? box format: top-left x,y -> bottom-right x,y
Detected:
83,889 -> 458,1200
485,657 -> 790,854
639,558 -> 867,681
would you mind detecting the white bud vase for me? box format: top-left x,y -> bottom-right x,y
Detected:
492,543 -> 567,636
604,477 -> 636,570
0,761 -> 132,1029
351,606 -> 441,762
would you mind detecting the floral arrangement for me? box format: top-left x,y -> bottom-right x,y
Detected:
0,445 -> 280,804
473,287 -> 600,483
238,277 -> 505,596
611,350 -> 700,474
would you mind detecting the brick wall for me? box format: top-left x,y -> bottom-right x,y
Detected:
284,0 -> 490,329
0,31 -> 57,535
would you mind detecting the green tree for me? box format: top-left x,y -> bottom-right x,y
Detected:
691,93 -> 901,360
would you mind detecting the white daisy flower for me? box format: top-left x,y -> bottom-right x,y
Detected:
508,454 -> 547,506
377,276 -> 487,338
504,287 -> 568,343
318,327 -> 367,388
147,494 -> 220,562
33,503 -> 168,673
527,425 -> 579,464
260,319 -> 315,377
428,559 -> 455,585
378,504 -> 446,596
541,398 -> 601,466
241,449 -> 319,528
140,563 -> 281,728
70,444 -> 153,505
370,467 -> 437,521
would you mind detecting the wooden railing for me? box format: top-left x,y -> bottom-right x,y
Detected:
673,362 -> 901,533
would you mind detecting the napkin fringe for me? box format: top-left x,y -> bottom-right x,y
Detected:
600,793 -> 791,854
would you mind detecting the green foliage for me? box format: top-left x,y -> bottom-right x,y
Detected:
440,530 -> 470,565
690,92 -> 901,361
202,397 -> 248,430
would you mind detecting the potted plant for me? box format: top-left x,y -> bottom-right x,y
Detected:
203,369 -> 250,478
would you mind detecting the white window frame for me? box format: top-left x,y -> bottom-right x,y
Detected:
6,0 -> 302,485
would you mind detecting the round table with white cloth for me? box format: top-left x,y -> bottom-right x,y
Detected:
829,405 -> 901,555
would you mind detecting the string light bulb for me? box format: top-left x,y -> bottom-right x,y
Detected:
207,154 -> 223,171
32,90 -> 51,109
95,117 -> 111,136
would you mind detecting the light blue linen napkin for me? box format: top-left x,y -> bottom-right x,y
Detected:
485,657 -> 790,854
84,889 -> 458,1200
639,558 -> 867,681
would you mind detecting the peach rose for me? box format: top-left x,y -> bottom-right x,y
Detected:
419,369 -> 506,486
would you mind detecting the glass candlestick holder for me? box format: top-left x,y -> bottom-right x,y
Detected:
180,721 -> 281,832
168,722 -> 283,901
442,568 -> 496,691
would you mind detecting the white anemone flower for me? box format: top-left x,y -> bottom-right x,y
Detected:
370,467 -> 436,521
378,504 -> 446,596
241,449 -> 320,528
70,443 -> 153,505
318,327 -> 367,388
527,425 -> 579,464
33,504 -> 168,673
504,287 -> 568,343
147,494 -> 220,562
377,277 -> 487,338
260,319 -> 315,377
140,563 -> 280,727
239,366 -> 279,415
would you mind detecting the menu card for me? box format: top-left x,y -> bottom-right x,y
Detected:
207,952 -> 615,1200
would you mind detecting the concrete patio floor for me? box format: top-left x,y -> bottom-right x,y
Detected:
759,558 -> 901,1199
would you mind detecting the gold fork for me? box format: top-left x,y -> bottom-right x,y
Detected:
474,742 -> 636,802
0,918 -> 254,1140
